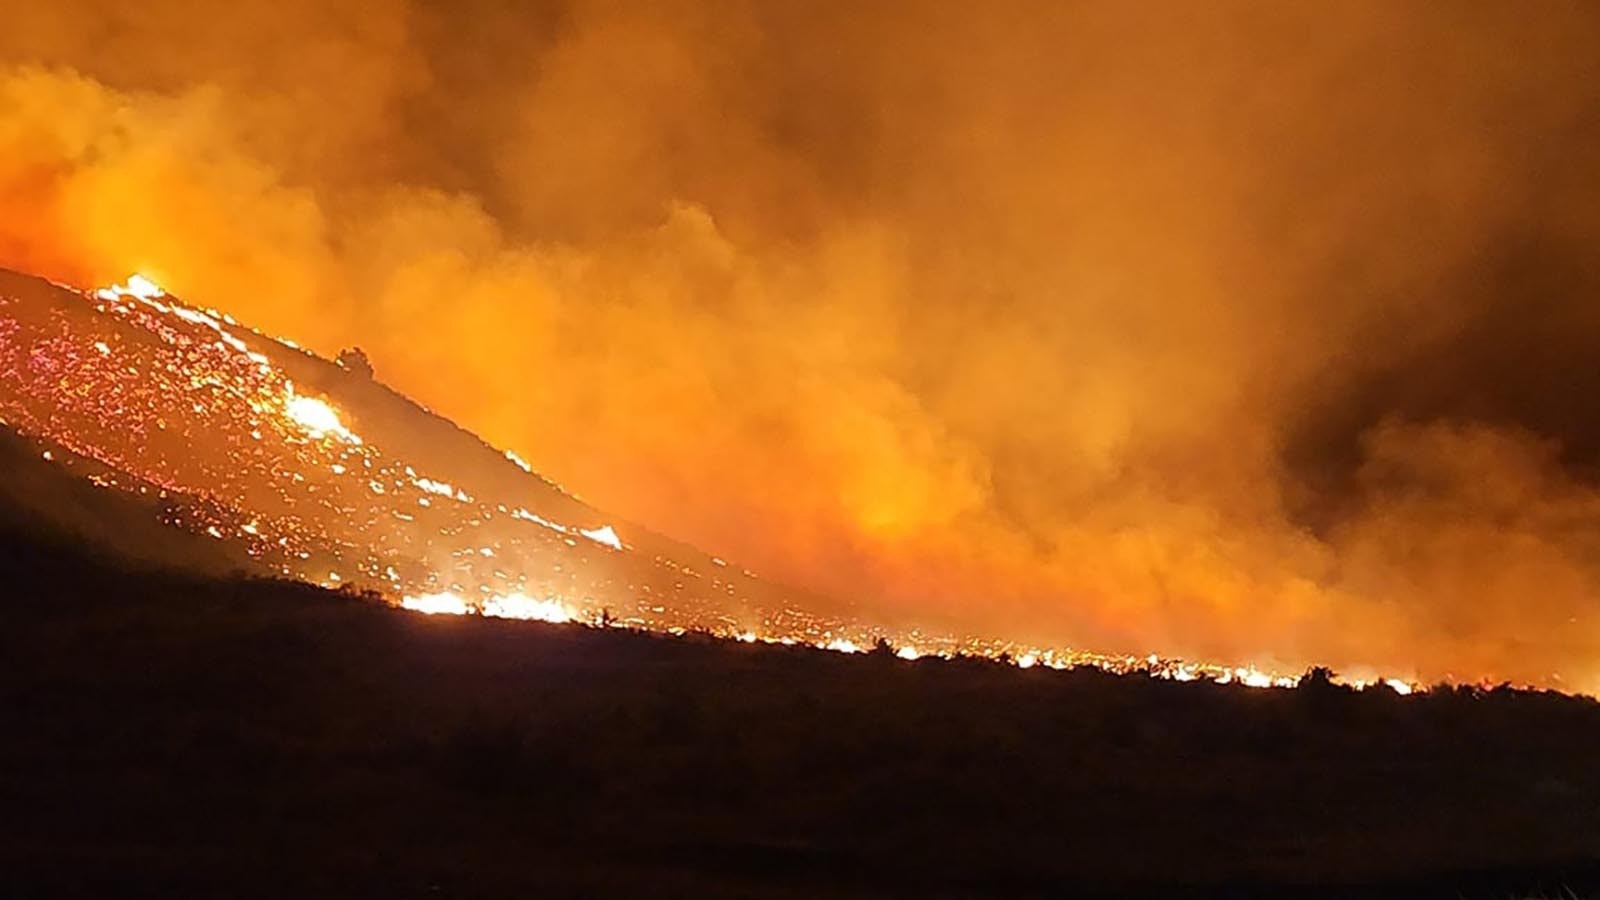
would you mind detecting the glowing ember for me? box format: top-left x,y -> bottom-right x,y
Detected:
414,477 -> 455,497
412,475 -> 471,502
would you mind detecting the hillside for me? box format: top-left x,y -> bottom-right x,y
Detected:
4,268 -> 1599,897
0,268 -> 852,644
3,499 -> 1598,897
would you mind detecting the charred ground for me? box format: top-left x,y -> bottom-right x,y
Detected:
3,493 -> 1600,899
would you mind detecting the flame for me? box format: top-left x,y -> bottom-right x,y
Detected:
94,273 -> 166,303
483,593 -> 576,624
504,449 -> 534,473
509,506 -> 624,550
401,593 -> 471,616
399,590 -> 577,624
284,390 -> 362,444
578,524 -> 624,551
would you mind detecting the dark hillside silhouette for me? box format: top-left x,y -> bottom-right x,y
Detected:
3,486 -> 1599,898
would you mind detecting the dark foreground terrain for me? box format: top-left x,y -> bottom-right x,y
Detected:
4,521 -> 1600,898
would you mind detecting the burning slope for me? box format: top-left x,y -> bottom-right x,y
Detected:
0,268 -> 813,633
0,267 -> 1426,689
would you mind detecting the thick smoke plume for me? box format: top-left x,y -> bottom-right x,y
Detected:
3,1 -> 1599,688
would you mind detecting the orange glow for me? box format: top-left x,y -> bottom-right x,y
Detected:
1,5 -> 1599,695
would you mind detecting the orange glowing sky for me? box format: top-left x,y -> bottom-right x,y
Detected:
1,1 -> 1598,689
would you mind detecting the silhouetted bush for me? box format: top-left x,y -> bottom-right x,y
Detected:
335,346 -> 375,379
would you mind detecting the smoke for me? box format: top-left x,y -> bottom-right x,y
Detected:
2,0 -> 1599,688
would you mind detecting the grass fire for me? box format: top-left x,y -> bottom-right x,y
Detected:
3,3 -> 1600,896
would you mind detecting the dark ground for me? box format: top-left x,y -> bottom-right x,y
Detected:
3,520 -> 1600,898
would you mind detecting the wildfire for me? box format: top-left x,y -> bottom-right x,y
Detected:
0,271 -> 1441,697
